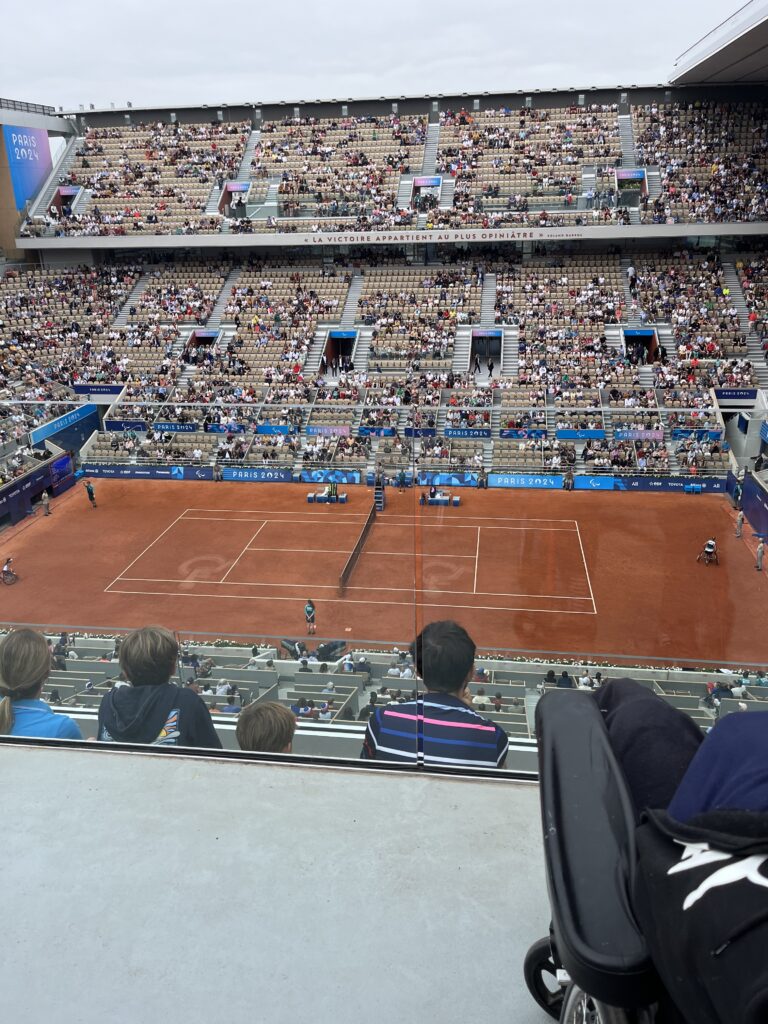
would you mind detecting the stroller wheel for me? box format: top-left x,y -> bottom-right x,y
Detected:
560,983 -> 642,1023
523,937 -> 564,1019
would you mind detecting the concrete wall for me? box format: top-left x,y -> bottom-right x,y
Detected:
0,740 -> 547,1024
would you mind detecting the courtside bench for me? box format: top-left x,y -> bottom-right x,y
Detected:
307,493 -> 348,504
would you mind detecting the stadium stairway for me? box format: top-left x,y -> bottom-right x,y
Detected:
617,114 -> 636,167
452,325 -> 472,374
304,327 -> 329,375
113,273 -> 153,327
237,129 -> 261,179
605,324 -> 625,354
421,122 -> 441,174
352,327 -> 373,374
619,258 -> 642,324
396,176 -> 414,210
661,412 -> 682,473
581,165 -> 596,197
438,178 -> 455,209
204,182 -> 223,216
645,167 -> 662,199
28,134 -> 83,218
501,326 -> 519,376
723,262 -> 768,387
207,266 -> 243,327
480,273 -> 497,326
339,273 -> 363,328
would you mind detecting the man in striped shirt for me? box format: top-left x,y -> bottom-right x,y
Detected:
361,621 -> 508,768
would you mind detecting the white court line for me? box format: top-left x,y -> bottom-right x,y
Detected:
244,548 -> 477,558
473,527 -> 481,594
104,509 -> 190,593
115,575 -> 592,600
183,515 -> 576,532
106,586 -> 597,615
575,520 -> 597,614
184,508 -> 579,525
221,522 -> 266,582
184,516 -> 366,525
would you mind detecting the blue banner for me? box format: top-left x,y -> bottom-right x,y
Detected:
444,428 -> 491,439
742,472 -> 768,540
499,428 -> 547,439
306,425 -> 350,436
672,429 -> 723,441
623,328 -> 655,337
416,471 -> 478,487
761,422 -> 768,444
154,422 -> 199,433
256,424 -> 293,435
472,329 -> 502,338
615,429 -> 664,441
613,476 -> 726,492
223,466 -> 293,483
358,426 -> 396,437
715,389 -> 757,401
404,427 -> 437,438
328,330 -> 357,339
83,463 -> 213,481
413,175 -> 442,188
29,404 -> 99,445
105,420 -> 148,432
300,469 -> 360,484
574,475 -> 615,490
488,473 -> 563,489
2,125 -> 53,210
205,423 -> 246,434
72,384 -> 125,396
556,429 -> 605,440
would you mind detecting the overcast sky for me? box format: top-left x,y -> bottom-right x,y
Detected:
2,0 -> 734,110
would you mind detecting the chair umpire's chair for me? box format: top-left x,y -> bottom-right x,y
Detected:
524,691 -> 660,1022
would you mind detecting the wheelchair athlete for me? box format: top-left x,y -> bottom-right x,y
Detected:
696,537 -> 719,565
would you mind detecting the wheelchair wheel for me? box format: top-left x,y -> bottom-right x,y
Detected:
560,983 -> 649,1023
523,937 -> 563,1019
2,570 -> 17,585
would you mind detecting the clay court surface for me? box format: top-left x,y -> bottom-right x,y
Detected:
2,480 -> 763,665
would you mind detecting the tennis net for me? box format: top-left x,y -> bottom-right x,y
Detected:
339,503 -> 377,593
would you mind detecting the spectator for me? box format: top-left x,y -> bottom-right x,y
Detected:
472,686 -> 489,710
358,693 -> 378,721
0,628 -> 81,739
236,701 -> 296,753
220,694 -> 241,714
361,620 -> 508,767
97,626 -> 221,748
558,670 -> 574,688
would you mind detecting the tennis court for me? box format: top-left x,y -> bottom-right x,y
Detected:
2,479 -> 764,665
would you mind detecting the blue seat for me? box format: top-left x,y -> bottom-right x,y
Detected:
306,493 -> 315,503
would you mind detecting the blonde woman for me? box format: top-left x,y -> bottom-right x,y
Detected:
0,629 -> 82,739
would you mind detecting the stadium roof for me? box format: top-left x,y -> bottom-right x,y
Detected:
671,0 -> 768,84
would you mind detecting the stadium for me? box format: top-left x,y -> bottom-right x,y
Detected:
1,2 -> 768,1021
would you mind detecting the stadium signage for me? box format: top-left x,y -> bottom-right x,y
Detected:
489,473 -> 563,489
672,429 -> 723,441
223,466 -> 293,482
154,421 -> 199,433
444,427 -> 491,438
715,388 -> 757,401
358,426 -> 396,437
416,471 -> 478,487
310,228 -> 587,245
300,469 -> 361,483
72,384 -> 125,396
256,424 -> 294,434
499,428 -> 547,439
306,425 -> 351,436
105,420 -> 148,432
204,423 -> 246,433
613,476 -> 726,492
404,427 -> 437,438
614,429 -> 664,441
82,463 -> 214,481
556,429 -> 606,440
574,475 -> 615,490
761,421 -> 768,444
29,403 -> 98,445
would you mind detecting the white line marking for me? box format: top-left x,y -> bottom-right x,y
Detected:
114,576 -> 593,600
473,527 -> 481,594
183,508 -> 578,525
104,509 -> 190,592
221,522 -> 266,582
243,548 -> 477,558
106,586 -> 598,615
184,516 -> 575,532
574,520 -> 597,614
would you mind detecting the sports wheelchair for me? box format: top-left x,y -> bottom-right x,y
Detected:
524,691 -> 768,1023
524,690 -> 659,1022
696,542 -> 719,565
